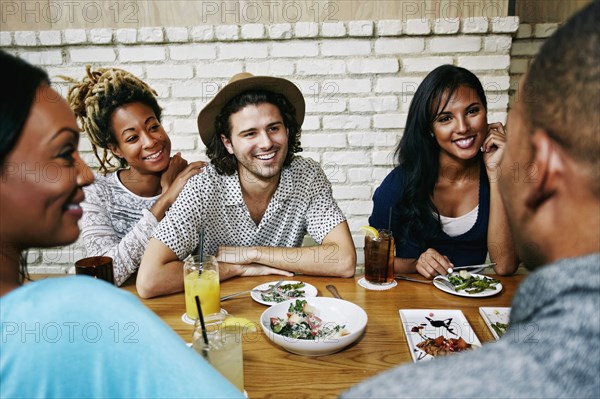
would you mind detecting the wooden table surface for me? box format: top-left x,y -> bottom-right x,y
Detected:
120,273 -> 526,399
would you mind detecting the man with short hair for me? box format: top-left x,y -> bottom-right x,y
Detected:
343,2 -> 599,397
138,73 -> 355,298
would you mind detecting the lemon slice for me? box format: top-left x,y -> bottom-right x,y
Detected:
359,226 -> 379,239
220,317 -> 257,333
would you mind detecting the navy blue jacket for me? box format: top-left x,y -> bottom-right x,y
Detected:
368,163 -> 490,266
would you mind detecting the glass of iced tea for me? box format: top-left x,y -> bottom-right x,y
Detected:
192,313 -> 244,392
75,256 -> 114,284
364,229 -> 395,285
183,255 -> 220,320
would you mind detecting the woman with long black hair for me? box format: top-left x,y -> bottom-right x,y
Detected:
370,65 -> 517,278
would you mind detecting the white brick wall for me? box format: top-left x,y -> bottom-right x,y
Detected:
271,41 -> 318,57
69,48 -> 116,63
63,29 -> 86,44
170,44 -> 216,60
0,32 -> 12,46
39,31 -> 61,46
509,22 -> 558,106
89,29 -> 112,44
1,18 -> 531,273
294,22 -> 319,38
116,29 -> 137,44
14,31 -> 36,46
429,36 -> 481,53
321,40 -> 371,56
119,46 -> 166,62
20,50 -> 62,65
377,20 -> 402,36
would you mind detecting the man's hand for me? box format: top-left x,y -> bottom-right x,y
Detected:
218,261 -> 294,280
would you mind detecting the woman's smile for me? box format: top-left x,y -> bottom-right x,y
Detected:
452,136 -> 477,149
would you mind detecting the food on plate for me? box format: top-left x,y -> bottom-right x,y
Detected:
415,335 -> 473,357
410,325 -> 474,357
448,270 -> 500,294
261,282 -> 306,303
491,321 -> 509,338
269,299 -> 349,340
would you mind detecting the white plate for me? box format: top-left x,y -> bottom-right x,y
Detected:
399,309 -> 481,362
433,273 -> 503,298
261,297 -> 367,356
479,307 -> 511,340
250,280 -> 318,306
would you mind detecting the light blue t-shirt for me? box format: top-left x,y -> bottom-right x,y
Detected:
0,276 -> 244,399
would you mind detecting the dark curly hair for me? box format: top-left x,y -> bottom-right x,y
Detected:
62,66 -> 162,174
395,65 -> 487,245
207,90 -> 302,175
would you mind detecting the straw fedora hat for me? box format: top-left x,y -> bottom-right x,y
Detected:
197,72 -> 305,146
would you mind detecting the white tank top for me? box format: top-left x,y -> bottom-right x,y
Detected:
437,205 -> 479,237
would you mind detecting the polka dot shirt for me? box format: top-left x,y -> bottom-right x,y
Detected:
154,156 -> 346,260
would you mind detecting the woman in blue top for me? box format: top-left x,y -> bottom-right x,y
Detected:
370,65 -> 517,278
0,50 -> 242,399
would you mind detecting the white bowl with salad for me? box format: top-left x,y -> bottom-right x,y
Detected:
260,297 -> 368,356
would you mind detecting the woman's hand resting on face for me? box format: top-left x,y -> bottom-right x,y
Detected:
482,122 -> 507,172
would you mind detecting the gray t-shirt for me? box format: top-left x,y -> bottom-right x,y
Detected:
154,156 -> 346,261
342,253 -> 600,398
80,172 -> 159,286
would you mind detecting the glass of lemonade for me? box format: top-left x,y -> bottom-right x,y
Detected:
192,314 -> 244,391
183,255 -> 220,320
364,229 -> 395,285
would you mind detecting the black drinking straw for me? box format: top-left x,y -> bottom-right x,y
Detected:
387,207 -> 393,260
195,295 -> 209,357
198,227 -> 205,276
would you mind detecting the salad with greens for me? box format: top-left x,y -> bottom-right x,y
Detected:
448,271 -> 501,294
269,300 -> 349,340
261,282 -> 306,303
491,321 -> 509,338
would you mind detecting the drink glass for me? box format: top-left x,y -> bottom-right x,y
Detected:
75,256 -> 114,284
192,313 -> 244,391
364,229 -> 395,285
183,255 -> 220,320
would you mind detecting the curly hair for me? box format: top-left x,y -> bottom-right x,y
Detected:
394,65 -> 487,245
207,90 -> 302,175
62,66 -> 162,174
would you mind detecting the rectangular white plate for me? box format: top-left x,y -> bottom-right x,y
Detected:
399,309 -> 481,362
479,307 -> 511,340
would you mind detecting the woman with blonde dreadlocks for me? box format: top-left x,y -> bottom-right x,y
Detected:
66,67 -> 205,286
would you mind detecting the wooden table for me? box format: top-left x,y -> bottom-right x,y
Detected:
121,274 -> 525,399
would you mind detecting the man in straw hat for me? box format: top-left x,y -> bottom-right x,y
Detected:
343,2 -> 599,398
137,73 -> 355,298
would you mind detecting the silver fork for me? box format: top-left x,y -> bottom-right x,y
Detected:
220,280 -> 284,301
433,276 -> 456,291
